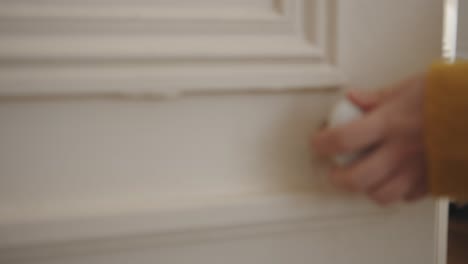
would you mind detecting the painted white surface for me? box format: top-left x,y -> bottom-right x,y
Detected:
457,0 -> 468,58
5,202 -> 437,264
0,1 -> 446,264
443,0 -> 458,60
0,0 -> 341,94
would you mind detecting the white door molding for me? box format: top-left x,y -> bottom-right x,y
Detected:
0,192 -> 396,262
0,0 -> 342,95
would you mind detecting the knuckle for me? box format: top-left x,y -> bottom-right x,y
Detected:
332,133 -> 350,153
350,161 -> 378,192
330,170 -> 351,190
329,169 -> 359,192
387,145 -> 405,164
386,142 -> 415,165
342,170 -> 362,192
328,170 -> 341,186
371,177 -> 410,205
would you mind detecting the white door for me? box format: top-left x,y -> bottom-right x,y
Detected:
457,0 -> 468,58
0,1 -> 448,264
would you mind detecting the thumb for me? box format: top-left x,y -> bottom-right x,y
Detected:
347,75 -> 422,112
347,89 -> 390,112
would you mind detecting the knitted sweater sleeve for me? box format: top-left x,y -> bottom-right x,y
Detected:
426,61 -> 468,201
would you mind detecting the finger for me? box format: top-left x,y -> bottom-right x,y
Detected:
369,162 -> 421,206
312,109 -> 388,156
329,141 -> 407,192
347,75 -> 422,112
404,182 -> 428,202
347,89 -> 394,112
404,170 -> 428,202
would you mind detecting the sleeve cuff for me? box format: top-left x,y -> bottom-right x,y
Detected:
425,60 -> 468,201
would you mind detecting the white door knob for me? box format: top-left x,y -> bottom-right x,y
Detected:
327,97 -> 364,166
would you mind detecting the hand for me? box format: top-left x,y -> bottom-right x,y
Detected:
312,75 -> 428,205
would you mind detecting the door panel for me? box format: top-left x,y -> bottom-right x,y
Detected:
0,0 -> 340,93
0,1 -> 446,264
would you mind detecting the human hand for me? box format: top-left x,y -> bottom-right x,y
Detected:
312,75 -> 429,205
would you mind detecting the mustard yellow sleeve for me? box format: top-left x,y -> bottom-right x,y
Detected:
426,61 -> 468,201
